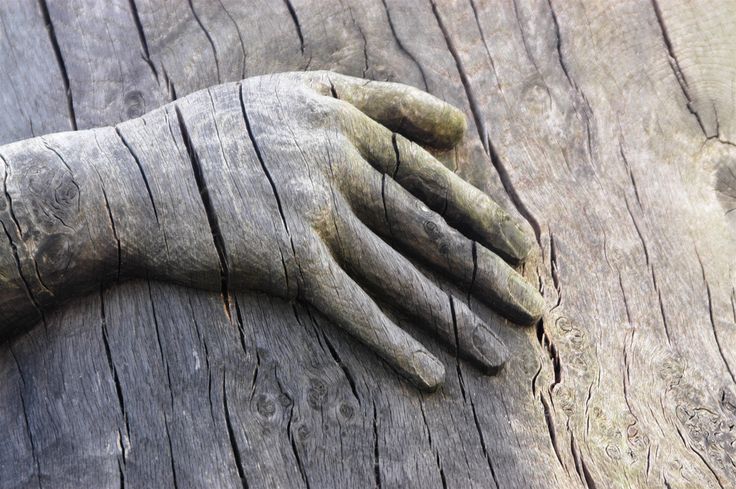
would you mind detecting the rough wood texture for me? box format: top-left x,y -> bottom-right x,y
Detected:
1,0 -> 735,488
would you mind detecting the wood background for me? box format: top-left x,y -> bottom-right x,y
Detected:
1,0 -> 735,487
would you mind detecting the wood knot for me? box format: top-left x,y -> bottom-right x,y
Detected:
124,90 -> 146,119
339,402 -> 354,420
296,423 -> 311,442
307,377 -> 328,409
255,394 -> 276,418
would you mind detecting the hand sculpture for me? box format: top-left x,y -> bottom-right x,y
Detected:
0,72 -> 544,389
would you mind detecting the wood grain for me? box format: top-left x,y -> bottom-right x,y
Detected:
1,0 -> 735,488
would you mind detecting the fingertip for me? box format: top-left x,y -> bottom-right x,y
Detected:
409,350 -> 446,390
471,246 -> 546,325
524,289 -> 547,326
508,224 -> 535,264
404,94 -> 467,149
507,273 -> 547,325
491,212 -> 536,265
471,324 -> 509,374
442,105 -> 467,148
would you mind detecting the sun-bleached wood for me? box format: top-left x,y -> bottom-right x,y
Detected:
0,0 -> 735,488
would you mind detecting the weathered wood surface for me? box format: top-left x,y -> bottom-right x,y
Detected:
1,0 -> 735,488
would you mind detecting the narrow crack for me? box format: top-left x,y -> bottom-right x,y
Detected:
448,295 -> 467,401
1,154 -> 24,238
320,329 -> 360,404
100,287 -> 130,447
346,7 -> 369,77
147,281 -> 174,408
282,0 -> 304,54
418,399 -> 433,447
650,0 -> 708,136
622,329 -> 637,420
470,397 -> 500,488
161,65 -> 178,101
380,0 -> 428,90
37,0 -> 76,130
117,457 -> 125,489
13,352 -> 43,489
540,393 -> 566,470
1,220 -> 43,318
546,0 -> 576,90
206,363 -> 215,426
430,0 -> 489,155
232,295 -> 249,355
619,142 -> 642,208
0,155 -> 48,315
624,195 -> 649,265
512,0 -> 541,75
695,248 -> 736,384
174,105 -> 231,318
186,0 -> 221,83
31,257 -> 52,297
91,135 -> 123,280
467,241 -> 478,302
651,267 -> 672,345
99,174 -> 122,280
580,91 -> 596,164
114,127 -> 159,223
584,381 -> 595,436
127,0 -> 158,82
214,0 -> 246,78
419,398 -> 447,487
468,0 -> 502,94
437,453 -> 448,489
581,458 -> 599,489
390,133 -> 401,178
239,88 -> 289,233
617,271 -> 633,324
163,415 -> 180,489
549,232 -> 561,307
372,401 -> 382,489
249,347 -> 260,400
536,318 -> 561,387
223,372 -> 249,489
239,84 -> 303,299
570,430 -> 598,489
280,375 -> 310,489
328,78 -> 339,99
531,361 -> 543,396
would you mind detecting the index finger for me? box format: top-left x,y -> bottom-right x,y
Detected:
305,71 -> 467,149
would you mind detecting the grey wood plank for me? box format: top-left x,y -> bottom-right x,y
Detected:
41,0 -> 168,130
1,0 -> 735,488
0,0 -> 75,144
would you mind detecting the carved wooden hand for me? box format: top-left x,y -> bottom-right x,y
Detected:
0,72 -> 544,389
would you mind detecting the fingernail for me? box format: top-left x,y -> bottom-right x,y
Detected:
410,351 -> 446,390
471,324 -> 509,374
439,107 -> 467,147
498,216 -> 535,264
507,274 -> 546,324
